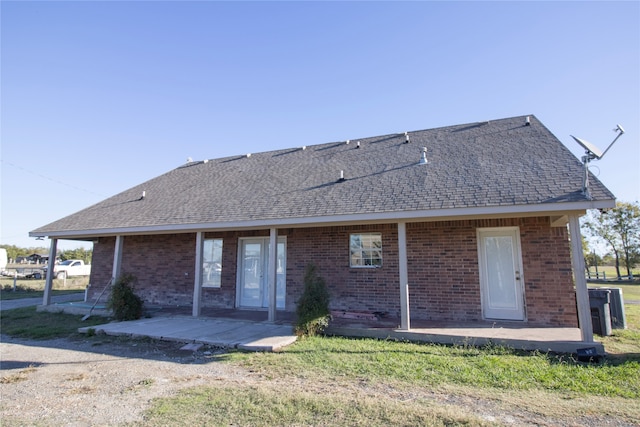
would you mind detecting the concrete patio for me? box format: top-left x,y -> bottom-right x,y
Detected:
37,299 -> 603,355
77,316 -> 298,352
326,319 -> 602,355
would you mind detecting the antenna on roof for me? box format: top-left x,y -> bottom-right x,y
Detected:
571,124 -> 625,199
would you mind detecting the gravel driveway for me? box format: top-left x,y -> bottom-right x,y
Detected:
0,334 -> 241,426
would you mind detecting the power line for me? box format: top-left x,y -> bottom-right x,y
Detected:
1,159 -> 106,198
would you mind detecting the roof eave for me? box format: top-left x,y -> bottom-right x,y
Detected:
29,199 -> 615,240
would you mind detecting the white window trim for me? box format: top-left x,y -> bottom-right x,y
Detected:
350,232 -> 383,268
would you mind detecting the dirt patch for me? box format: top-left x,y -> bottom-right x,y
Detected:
0,335 -> 241,426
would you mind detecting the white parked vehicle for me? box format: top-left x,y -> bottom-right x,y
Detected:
0,248 -> 7,271
45,259 -> 91,280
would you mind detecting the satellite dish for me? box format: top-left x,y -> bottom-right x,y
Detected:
571,124 -> 625,199
571,124 -> 625,161
571,135 -> 604,159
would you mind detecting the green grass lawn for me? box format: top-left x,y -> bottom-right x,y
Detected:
141,385 -> 493,427
140,303 -> 640,426
0,306 -> 106,339
0,288 -> 84,300
0,277 -> 88,300
588,282 -> 640,301
225,335 -> 639,398
3,294 -> 639,425
141,331 -> 639,426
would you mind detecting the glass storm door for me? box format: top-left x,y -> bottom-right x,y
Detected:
238,238 -> 286,309
477,228 -> 525,321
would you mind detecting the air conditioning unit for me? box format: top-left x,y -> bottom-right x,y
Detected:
599,287 -> 627,329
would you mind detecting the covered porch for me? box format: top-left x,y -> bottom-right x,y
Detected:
37,300 -> 602,355
39,213 -> 603,355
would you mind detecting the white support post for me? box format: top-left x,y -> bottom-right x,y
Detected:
193,232 -> 204,317
398,222 -> 410,330
112,235 -> 124,281
568,214 -> 594,342
268,228 -> 278,322
42,238 -> 58,306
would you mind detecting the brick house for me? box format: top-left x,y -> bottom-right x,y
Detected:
31,115 -> 614,342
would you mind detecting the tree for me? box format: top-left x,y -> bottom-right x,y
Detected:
0,244 -> 49,263
583,202 -> 640,279
59,248 -> 93,264
0,244 -> 92,265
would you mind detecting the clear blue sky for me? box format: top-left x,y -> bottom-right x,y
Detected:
1,1 -> 639,251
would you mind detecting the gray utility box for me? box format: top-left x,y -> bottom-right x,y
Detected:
597,287 -> 627,329
588,289 -> 612,337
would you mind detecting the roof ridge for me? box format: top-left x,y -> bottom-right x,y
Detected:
194,114 -> 537,165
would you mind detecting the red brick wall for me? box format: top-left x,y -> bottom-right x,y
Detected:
120,234 -> 196,306
86,217 -> 578,327
404,218 -> 577,326
89,237 -> 114,287
286,224 -> 400,315
519,219 -> 577,326
88,234 -> 197,306
86,236 -> 115,303
406,221 -> 481,322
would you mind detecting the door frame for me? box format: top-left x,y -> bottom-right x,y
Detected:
236,236 -> 286,310
476,227 -> 526,321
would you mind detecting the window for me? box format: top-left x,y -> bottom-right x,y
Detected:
350,233 -> 382,267
202,238 -> 223,288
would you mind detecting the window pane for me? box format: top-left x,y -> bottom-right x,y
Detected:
350,233 -> 382,268
202,238 -> 223,288
351,252 -> 363,266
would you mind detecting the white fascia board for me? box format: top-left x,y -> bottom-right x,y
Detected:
29,199 -> 615,240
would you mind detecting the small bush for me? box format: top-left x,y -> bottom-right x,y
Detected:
107,273 -> 143,321
295,264 -> 330,337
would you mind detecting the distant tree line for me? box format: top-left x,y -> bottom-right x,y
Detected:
0,244 -> 93,265
582,201 -> 640,279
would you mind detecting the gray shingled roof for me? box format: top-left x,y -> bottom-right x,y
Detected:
31,115 -> 615,237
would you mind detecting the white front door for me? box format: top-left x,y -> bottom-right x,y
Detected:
477,228 -> 525,321
237,238 -> 286,309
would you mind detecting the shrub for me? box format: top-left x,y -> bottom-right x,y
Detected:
107,273 -> 143,321
295,264 -> 330,337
